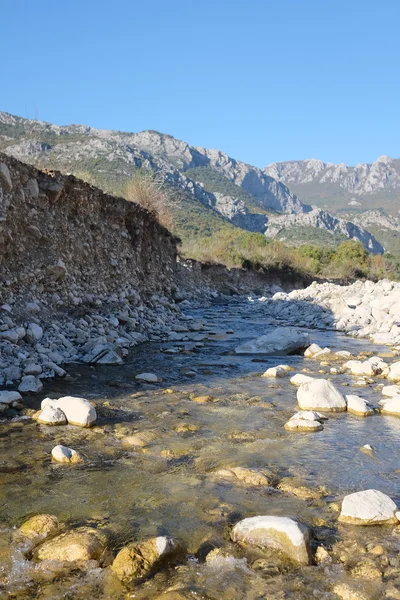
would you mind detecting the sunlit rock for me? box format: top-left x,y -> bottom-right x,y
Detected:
297,379 -> 347,412
339,489 -> 399,525
231,515 -> 311,564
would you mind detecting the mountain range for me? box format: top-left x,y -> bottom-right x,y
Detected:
1,111 -> 399,255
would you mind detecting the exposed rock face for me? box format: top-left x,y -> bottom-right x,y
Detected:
0,153 -> 181,384
264,155 -> 400,202
231,515 -> 311,564
264,207 -> 384,254
0,153 -> 177,306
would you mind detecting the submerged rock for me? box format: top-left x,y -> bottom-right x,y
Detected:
277,477 -> 325,500
231,515 -> 311,564
135,372 -> 160,383
36,527 -> 108,562
111,536 -> 183,584
235,327 -> 309,355
216,466 -> 274,486
339,489 -> 399,525
18,514 -> 59,541
297,379 -> 347,412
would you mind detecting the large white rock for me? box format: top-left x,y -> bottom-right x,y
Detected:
346,395 -> 374,417
290,373 -> 314,386
380,395 -> 400,416
339,489 -> 399,525
388,362 -> 400,382
231,515 -> 311,564
235,328 -> 310,355
53,396 -> 97,427
297,379 -> 347,412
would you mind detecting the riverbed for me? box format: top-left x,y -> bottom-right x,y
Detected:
1,298 -> 400,599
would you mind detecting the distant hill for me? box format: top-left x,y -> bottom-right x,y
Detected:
264,156 -> 400,215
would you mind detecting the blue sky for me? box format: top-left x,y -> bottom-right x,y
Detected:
1,0 -> 399,167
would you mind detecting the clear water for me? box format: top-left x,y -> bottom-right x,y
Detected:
0,299 -> 399,598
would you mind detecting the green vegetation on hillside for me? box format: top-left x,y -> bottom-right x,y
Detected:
182,233 -> 400,281
361,226 -> 400,256
276,226 -> 348,248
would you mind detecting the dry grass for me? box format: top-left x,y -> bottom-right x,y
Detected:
122,169 -> 173,230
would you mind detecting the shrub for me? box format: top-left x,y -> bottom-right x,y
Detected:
121,169 -> 173,229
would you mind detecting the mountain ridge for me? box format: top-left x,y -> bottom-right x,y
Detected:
0,111 -> 384,254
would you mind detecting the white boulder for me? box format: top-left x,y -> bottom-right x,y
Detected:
290,373 -> 314,386
297,379 -> 347,412
235,328 -> 310,355
54,396 -> 97,427
346,395 -> 374,417
339,489 -> 399,525
231,515 -> 311,564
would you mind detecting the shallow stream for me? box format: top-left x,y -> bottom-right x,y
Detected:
1,299 -> 400,599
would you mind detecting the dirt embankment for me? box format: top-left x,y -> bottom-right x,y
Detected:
0,152 -> 178,315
